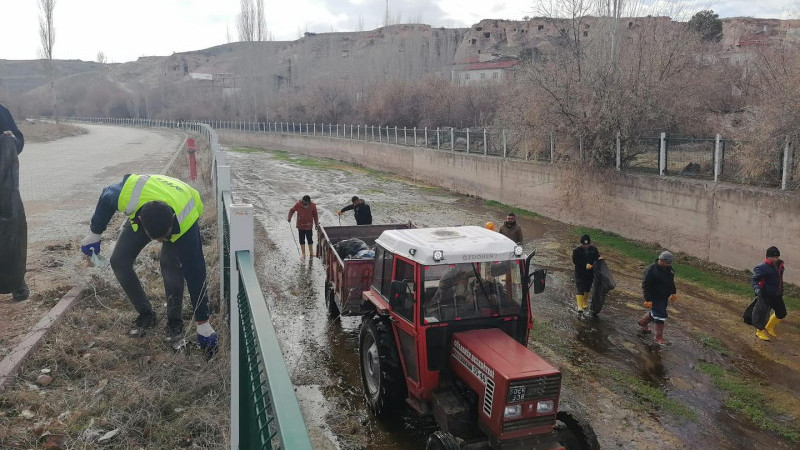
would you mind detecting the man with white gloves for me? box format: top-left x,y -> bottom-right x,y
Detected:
81,174 -> 217,354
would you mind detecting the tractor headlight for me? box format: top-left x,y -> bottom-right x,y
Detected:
504,405 -> 522,419
433,250 -> 444,262
536,400 -> 554,414
513,245 -> 523,256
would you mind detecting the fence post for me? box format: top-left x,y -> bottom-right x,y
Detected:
502,130 -> 507,157
404,127 -> 407,145
395,126 -> 398,143
371,125 -> 374,141
579,136 -> 584,163
782,137 -> 791,190
451,128 -> 455,151
386,126 -> 390,143
616,132 -> 621,171
437,128 -> 440,150
550,133 -> 554,163
466,128 -> 470,153
659,132 -> 667,176
483,129 -> 488,156
714,134 -> 722,182
357,125 -> 360,140
425,127 -> 428,148
336,124 -> 339,137
414,127 -> 417,146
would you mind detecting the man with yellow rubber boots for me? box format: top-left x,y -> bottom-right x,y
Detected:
80,174 -> 217,354
572,234 -> 600,317
750,246 -> 786,342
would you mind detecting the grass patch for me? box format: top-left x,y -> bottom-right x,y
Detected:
574,226 -> 799,311
483,200 -> 541,218
698,362 -> 799,442
229,146 -> 266,153
605,369 -> 697,420
265,150 -> 337,169
698,334 -> 731,356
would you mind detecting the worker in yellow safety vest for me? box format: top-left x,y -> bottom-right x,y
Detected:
81,174 -> 216,354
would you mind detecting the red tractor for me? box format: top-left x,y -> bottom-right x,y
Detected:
319,225 -> 598,449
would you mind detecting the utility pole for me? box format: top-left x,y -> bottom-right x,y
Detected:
384,0 -> 389,26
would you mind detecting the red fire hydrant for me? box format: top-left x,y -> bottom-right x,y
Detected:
187,138 -> 197,181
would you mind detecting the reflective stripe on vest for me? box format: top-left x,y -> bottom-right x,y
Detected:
117,174 -> 203,242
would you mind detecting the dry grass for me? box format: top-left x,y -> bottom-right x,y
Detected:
0,133 -> 229,449
18,120 -> 87,143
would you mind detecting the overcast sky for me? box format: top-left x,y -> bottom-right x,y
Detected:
2,0 -> 795,63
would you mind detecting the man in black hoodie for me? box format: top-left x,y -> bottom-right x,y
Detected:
638,251 -> 677,346
0,104 -> 28,300
338,196 -> 372,225
750,246 -> 785,341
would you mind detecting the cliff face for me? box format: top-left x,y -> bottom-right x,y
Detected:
453,17 -> 800,63
3,17 -> 798,102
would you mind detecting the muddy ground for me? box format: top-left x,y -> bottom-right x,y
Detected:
227,147 -> 799,450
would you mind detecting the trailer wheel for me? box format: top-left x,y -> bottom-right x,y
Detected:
324,278 -> 340,318
426,431 -> 461,450
555,411 -> 600,450
359,314 -> 406,417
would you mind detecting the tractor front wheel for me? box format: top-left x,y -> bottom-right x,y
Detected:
425,431 -> 461,450
555,411 -> 600,450
359,314 -> 405,417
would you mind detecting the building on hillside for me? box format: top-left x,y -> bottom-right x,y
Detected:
451,56 -> 519,86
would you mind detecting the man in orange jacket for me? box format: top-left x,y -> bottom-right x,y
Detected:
288,195 -> 319,259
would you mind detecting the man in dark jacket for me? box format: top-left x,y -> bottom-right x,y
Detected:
338,196 -> 372,225
750,246 -> 786,341
0,104 -> 24,154
638,251 -> 677,346
498,213 -> 523,244
572,234 -> 600,315
0,104 -> 27,301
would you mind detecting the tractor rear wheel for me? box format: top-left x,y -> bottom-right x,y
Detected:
359,314 -> 405,417
324,277 -> 339,318
425,431 -> 461,450
555,411 -> 600,450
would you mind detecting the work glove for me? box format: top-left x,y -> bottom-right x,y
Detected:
81,233 -> 102,256
643,301 -> 653,308
669,294 -> 678,302
197,322 -> 218,357
586,263 -> 593,270
754,288 -> 760,297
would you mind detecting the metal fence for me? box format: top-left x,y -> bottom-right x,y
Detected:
65,117 -> 313,450
67,117 -> 797,190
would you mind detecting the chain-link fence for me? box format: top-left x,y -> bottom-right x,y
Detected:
67,117 -> 798,191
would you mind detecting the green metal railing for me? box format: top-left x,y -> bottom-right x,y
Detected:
236,251 -> 313,449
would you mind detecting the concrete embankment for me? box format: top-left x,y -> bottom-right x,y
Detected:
219,131 -> 800,283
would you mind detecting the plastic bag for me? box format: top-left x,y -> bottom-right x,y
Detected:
334,238 -> 368,259
0,136 -> 27,293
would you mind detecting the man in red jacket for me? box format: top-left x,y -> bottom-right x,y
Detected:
288,195 -> 319,259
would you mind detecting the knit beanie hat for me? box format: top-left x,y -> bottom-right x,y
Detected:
580,234 -> 591,245
766,246 -> 780,258
658,251 -> 674,263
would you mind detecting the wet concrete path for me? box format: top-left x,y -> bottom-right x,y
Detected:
226,148 -> 800,450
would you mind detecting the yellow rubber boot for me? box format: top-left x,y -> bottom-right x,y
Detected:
300,245 -> 306,260
307,244 -> 315,258
765,313 -> 781,337
575,294 -> 587,311
755,329 -> 771,341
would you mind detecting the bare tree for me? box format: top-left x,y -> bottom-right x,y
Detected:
96,50 -> 107,64
38,0 -> 58,122
237,0 -> 254,41
255,0 -> 266,41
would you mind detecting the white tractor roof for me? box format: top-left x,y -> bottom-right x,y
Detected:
375,226 -> 522,266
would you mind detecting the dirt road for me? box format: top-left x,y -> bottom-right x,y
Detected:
227,147 -> 799,450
